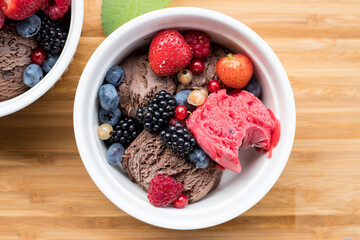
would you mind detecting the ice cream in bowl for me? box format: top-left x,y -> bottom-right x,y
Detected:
0,0 -> 83,117
74,7 -> 296,229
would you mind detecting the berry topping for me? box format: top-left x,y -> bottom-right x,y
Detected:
189,59 -> 204,75
98,84 -> 119,111
97,123 -> 113,140
174,90 -> 195,112
243,79 -> 262,98
41,53 -> 59,72
98,107 -> 122,126
149,29 -> 192,76
147,174 -> 183,207
173,194 -> 188,209
198,87 -> 209,99
207,80 -> 221,93
16,14 -> 41,37
159,123 -> 196,155
189,147 -> 210,169
136,90 -> 176,133
35,16 -> 67,54
41,0 -> 71,20
105,66 -> 125,87
107,143 -> 125,165
175,105 -> 188,120
177,69 -> 193,85
31,48 -> 47,65
0,0 -> 41,20
23,64 -> 43,87
216,53 -> 253,89
187,90 -> 206,106
107,116 -> 143,147
184,31 -> 211,60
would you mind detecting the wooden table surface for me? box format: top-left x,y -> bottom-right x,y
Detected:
1,0 -> 360,239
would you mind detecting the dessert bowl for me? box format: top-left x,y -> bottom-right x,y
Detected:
74,7 -> 296,230
0,0 -> 84,117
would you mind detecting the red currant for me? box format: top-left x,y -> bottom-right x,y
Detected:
175,105 -> 188,120
189,60 -> 204,75
31,48 -> 47,65
173,194 -> 188,209
207,80 -> 221,93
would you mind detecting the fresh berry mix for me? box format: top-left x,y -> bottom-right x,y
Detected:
184,31 -> 211,60
35,15 -> 67,54
173,194 -> 188,209
174,90 -> 195,112
136,90 -> 176,133
147,174 -> 183,207
159,123 -> 196,155
149,29 -> 192,76
107,117 -> 142,148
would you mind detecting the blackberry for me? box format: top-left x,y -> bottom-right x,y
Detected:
159,123 -> 196,155
136,90 -> 176,133
107,117 -> 142,148
35,16 -> 67,54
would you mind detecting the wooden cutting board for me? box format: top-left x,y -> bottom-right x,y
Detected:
0,0 -> 359,239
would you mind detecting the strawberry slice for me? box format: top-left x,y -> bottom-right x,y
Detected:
0,0 -> 41,20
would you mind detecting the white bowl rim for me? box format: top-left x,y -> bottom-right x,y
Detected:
74,7 -> 296,230
0,0 -> 84,117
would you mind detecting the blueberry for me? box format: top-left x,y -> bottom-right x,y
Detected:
106,143 -> 125,165
42,54 -> 59,73
16,15 -> 41,38
189,147 -> 210,169
23,64 -> 43,87
175,90 -> 196,111
99,84 -> 119,110
175,90 -> 191,105
98,107 -> 121,126
105,66 -> 125,87
243,79 -> 261,98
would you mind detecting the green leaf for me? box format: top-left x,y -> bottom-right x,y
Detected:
102,0 -> 171,36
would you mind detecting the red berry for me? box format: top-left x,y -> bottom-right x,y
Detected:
147,174 -> 183,207
149,30 -> 193,76
175,105 -> 188,120
189,59 -> 204,75
184,31 -> 211,60
173,194 -> 188,209
207,80 -> 221,93
0,0 -> 41,20
41,0 -> 70,20
31,48 -> 47,65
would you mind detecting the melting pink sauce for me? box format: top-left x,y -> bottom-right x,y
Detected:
267,109 -> 281,158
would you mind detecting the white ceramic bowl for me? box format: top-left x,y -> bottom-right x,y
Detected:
74,7 -> 296,230
0,0 -> 84,117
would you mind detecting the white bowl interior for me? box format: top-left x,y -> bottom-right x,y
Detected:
0,0 -> 84,117
74,8 -> 295,230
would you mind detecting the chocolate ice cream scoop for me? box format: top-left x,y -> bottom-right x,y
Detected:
0,25 -> 38,102
118,50 -> 177,119
122,130 -> 222,203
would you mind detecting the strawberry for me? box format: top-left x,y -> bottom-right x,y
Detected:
216,53 -> 253,89
0,0 -> 41,20
149,29 -> 192,76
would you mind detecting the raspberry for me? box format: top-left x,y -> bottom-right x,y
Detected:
147,174 -> 183,207
41,0 -> 70,20
184,31 -> 211,60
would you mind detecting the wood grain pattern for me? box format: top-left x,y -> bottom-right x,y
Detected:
1,0 -> 360,239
